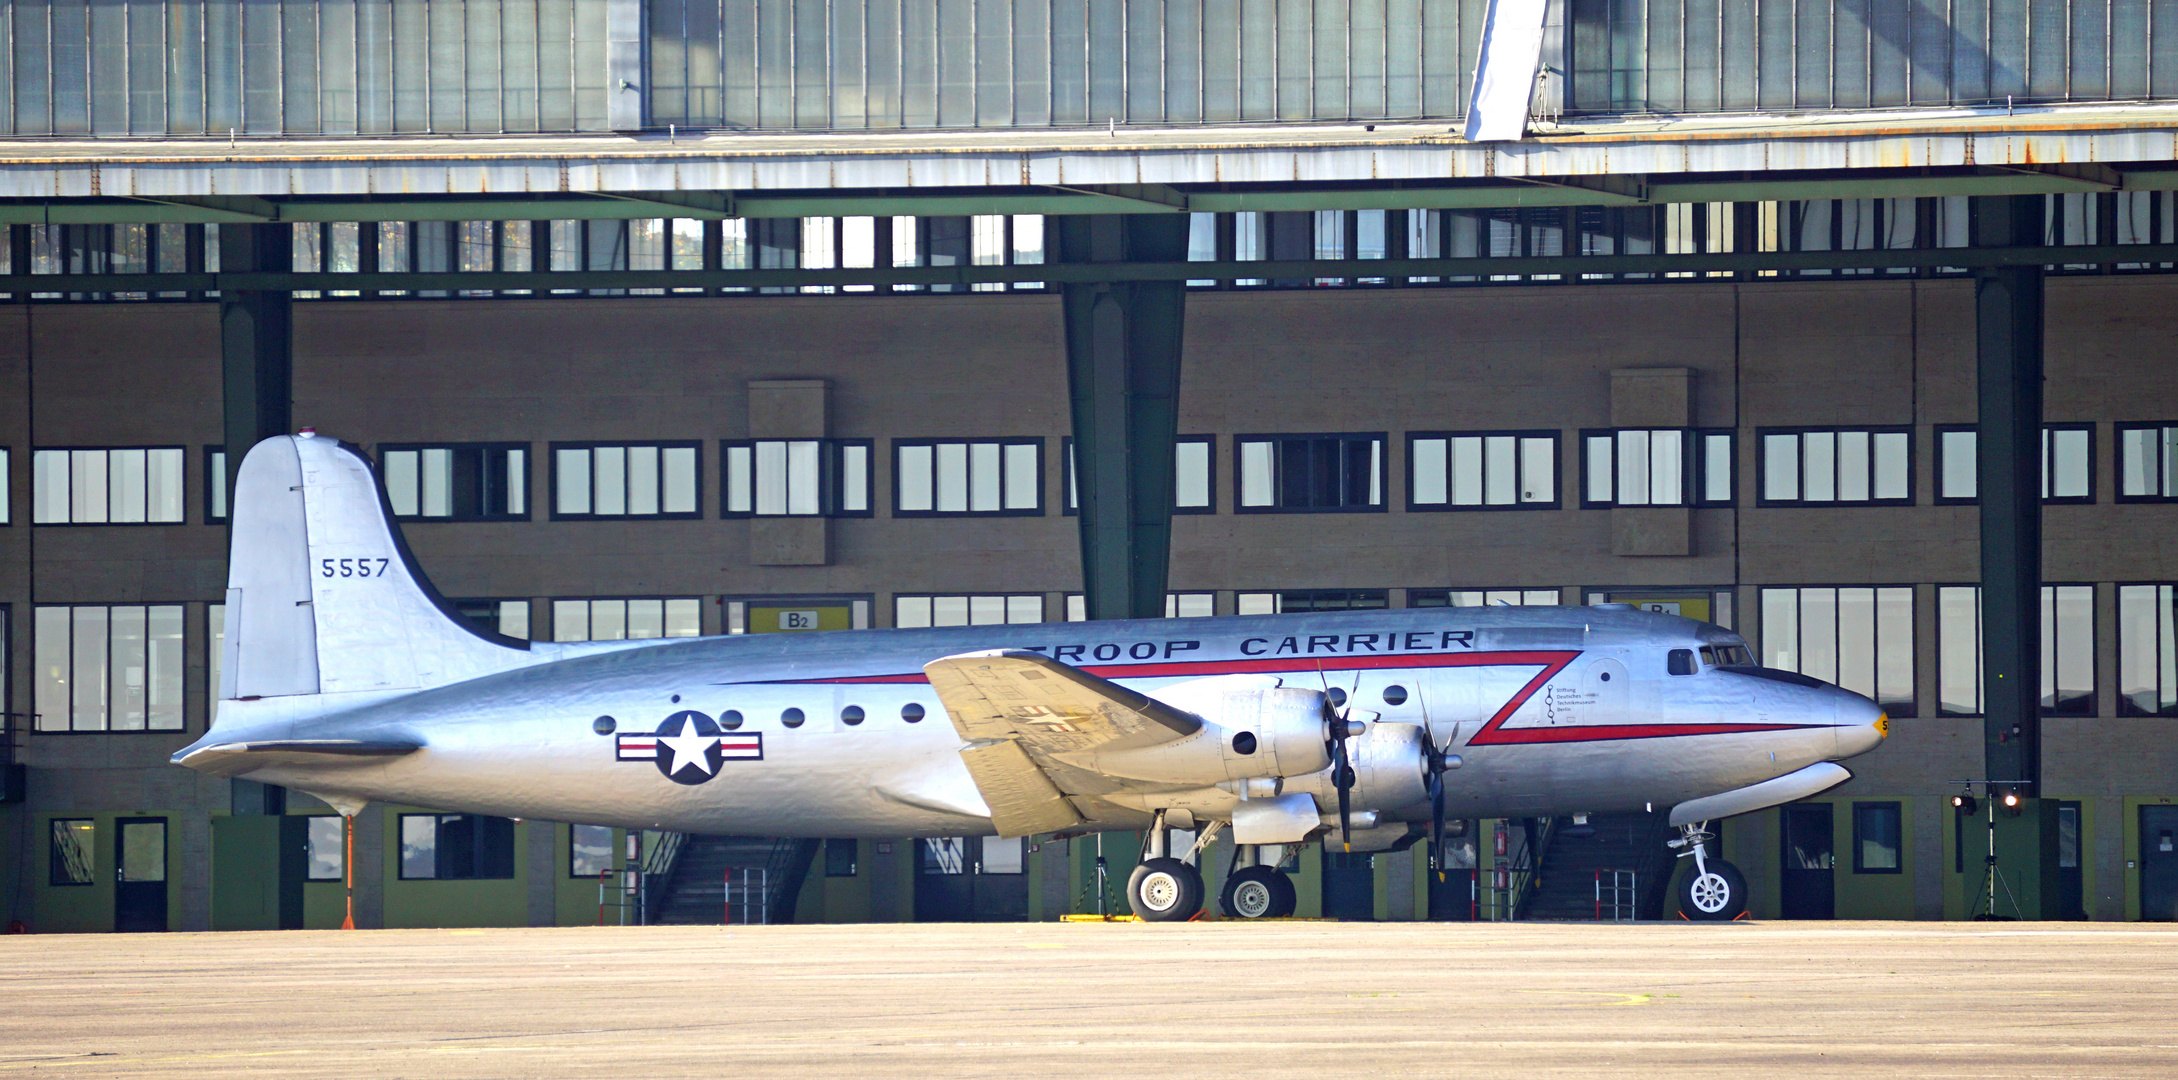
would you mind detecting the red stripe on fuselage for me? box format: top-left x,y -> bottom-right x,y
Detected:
761,649 -> 1831,745
786,649 -> 1575,684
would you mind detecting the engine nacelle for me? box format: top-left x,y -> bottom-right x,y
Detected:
1070,676 -> 1334,785
1288,721 -> 1430,816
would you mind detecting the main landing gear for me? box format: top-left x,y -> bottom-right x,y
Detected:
1671,821 -> 1748,920
1127,814 -> 1298,922
1127,813 -> 1222,922
1219,864 -> 1297,919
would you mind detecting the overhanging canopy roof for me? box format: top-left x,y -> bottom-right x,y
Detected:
3,103 -> 2176,221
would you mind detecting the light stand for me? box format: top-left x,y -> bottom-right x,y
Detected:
1954,779 -> 2030,920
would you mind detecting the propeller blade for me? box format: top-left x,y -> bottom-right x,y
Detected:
1333,736 -> 1354,851
1429,770 -> 1447,869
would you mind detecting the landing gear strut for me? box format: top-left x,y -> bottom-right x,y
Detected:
1671,821 -> 1747,921
1127,812 -> 1216,922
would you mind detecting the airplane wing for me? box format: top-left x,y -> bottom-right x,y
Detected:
923,649 -> 1204,837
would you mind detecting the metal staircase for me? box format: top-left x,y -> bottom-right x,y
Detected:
650,836 -> 821,925
1521,812 -> 1677,921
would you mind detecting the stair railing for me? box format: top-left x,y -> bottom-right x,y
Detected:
1595,869 -> 1639,920
636,831 -> 688,925
1480,816 -> 1559,921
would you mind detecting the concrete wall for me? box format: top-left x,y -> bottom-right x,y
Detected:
5,274 -> 2178,928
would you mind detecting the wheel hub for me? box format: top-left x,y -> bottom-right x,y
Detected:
1141,872 -> 1182,911
1233,880 -> 1274,919
1689,872 -> 1732,913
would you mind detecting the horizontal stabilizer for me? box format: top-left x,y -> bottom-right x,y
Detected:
173,739 -> 422,778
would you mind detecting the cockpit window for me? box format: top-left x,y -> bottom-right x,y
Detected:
1667,649 -> 1697,676
1700,644 -> 1754,668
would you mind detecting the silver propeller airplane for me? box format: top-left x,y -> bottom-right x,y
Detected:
176,434 -> 1887,921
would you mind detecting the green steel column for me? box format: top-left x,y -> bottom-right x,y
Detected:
218,223 -> 293,820
1057,215 -> 1189,621
1972,194 -> 2056,918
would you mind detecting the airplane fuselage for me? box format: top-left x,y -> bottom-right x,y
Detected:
185,605 -> 1884,839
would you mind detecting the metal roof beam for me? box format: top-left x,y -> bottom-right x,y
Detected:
4,242 -> 2174,292
1,166 -> 2174,224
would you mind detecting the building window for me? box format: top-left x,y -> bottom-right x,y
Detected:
32,448 -> 186,523
205,448 -> 228,523
1235,434 -> 1386,512
1757,428 -> 1912,506
720,439 -> 872,517
894,439 -> 1043,516
2119,585 -> 2178,717
825,838 -> 859,877
1063,593 -> 1215,620
1935,425 -> 2096,503
380,444 -> 529,521
34,605 -> 185,732
1409,589 -> 1560,607
1064,436 -> 1215,515
1936,585 -> 2095,716
570,824 -> 615,878
398,814 -> 516,880
49,819 -> 94,886
981,836 -> 1026,874
306,817 -> 344,881
2118,423 -> 2178,501
552,599 -> 702,642
550,442 -> 700,519
0,447 -> 10,524
1408,431 -> 1559,510
1852,802 -> 1903,874
453,599 -> 530,640
1759,587 -> 1916,717
1579,429 -> 1734,507
894,595 -> 1045,627
1236,590 -> 1390,615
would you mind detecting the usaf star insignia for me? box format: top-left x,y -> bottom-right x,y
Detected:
616,710 -> 762,785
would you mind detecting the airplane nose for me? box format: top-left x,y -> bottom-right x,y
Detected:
1833,693 -> 1887,759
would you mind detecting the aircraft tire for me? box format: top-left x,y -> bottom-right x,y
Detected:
1127,858 -> 1203,921
1219,866 -> 1284,919
1266,870 -> 1298,918
1678,859 -> 1748,921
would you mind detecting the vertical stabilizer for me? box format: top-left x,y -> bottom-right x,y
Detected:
223,438 -> 321,698
222,433 -> 531,704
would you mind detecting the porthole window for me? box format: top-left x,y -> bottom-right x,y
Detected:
1326,686 -> 1348,708
841,705 -> 865,726
1382,685 -> 1408,706
720,710 -> 743,730
781,707 -> 805,728
1231,731 -> 1258,755
1599,671 -> 1612,682
902,702 -> 926,723
592,716 -> 616,735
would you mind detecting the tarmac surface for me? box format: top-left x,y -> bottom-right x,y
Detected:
2,920 -> 2173,1078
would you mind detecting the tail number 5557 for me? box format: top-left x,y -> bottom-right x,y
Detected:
321,557 -> 391,578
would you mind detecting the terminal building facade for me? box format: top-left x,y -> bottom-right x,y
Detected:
1,0 -> 2176,929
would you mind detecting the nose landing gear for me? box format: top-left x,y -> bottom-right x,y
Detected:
1671,821 -> 1748,921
